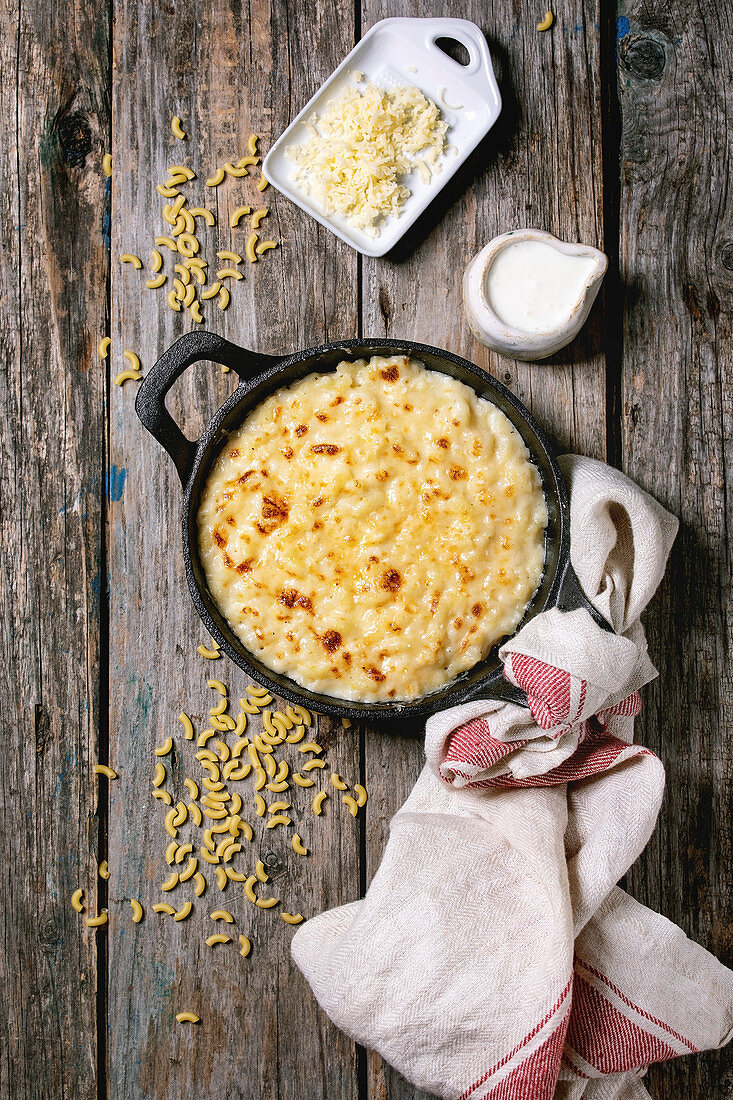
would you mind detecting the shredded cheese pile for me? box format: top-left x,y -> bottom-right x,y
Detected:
286,80 -> 448,234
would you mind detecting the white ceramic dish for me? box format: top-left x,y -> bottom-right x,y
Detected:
463,229 -> 608,360
262,17 -> 502,257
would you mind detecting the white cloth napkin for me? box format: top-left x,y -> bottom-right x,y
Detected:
292,455 -> 733,1099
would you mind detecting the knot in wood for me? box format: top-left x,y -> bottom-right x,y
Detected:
40,917 -> 60,949
720,242 -> 733,272
55,110 -> 93,165
620,34 -> 667,81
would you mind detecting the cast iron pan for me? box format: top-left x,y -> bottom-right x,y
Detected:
136,331 -> 610,721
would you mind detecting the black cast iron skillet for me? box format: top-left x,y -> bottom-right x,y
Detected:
136,331 -> 610,721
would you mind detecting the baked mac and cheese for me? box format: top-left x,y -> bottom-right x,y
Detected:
197,355 -> 547,701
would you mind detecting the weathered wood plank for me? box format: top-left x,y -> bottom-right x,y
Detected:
0,0 -> 110,1096
107,1 -> 360,1097
358,1 -> 607,1096
617,4 -> 733,1096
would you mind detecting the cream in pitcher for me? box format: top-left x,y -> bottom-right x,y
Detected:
463,228 -> 607,360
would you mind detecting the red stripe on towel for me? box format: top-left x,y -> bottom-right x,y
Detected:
480,1012 -> 569,1099
458,980 -> 572,1100
509,654 -> 572,728
566,974 -> 683,1073
454,735 -> 653,790
576,960 -> 697,1052
445,717 -> 528,772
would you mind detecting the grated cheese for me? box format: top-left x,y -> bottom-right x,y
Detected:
285,81 -> 448,234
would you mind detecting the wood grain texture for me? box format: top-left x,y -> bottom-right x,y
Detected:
3,0 -> 732,1095
358,2 -> 607,1096
616,3 -> 733,1096
0,0 -> 110,1096
107,1 -> 359,1098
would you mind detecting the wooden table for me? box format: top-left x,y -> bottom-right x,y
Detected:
2,0 -> 731,1096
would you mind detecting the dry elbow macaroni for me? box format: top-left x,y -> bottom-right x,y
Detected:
76,628 -> 372,1017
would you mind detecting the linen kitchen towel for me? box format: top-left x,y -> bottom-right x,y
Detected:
291,455 -> 733,1099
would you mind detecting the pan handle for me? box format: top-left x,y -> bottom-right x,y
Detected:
135,331 -> 279,485
453,669 -> 528,708
554,557 -> 614,633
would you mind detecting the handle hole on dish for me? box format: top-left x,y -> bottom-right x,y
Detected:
165,360 -> 240,441
434,36 -> 471,67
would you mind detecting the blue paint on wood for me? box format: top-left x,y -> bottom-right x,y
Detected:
106,465 -> 127,501
616,15 -> 630,40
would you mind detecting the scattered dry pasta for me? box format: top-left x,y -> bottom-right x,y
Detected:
230,205 -> 251,227
210,908 -> 234,923
189,206 -> 215,226
107,650 -> 368,979
113,369 -> 142,387
255,895 -> 279,909
293,772 -> 315,788
94,764 -> 117,779
291,834 -> 308,856
248,685 -> 271,703
179,713 -> 195,740
302,759 -> 326,772
245,233 -> 259,262
312,791 -> 328,815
